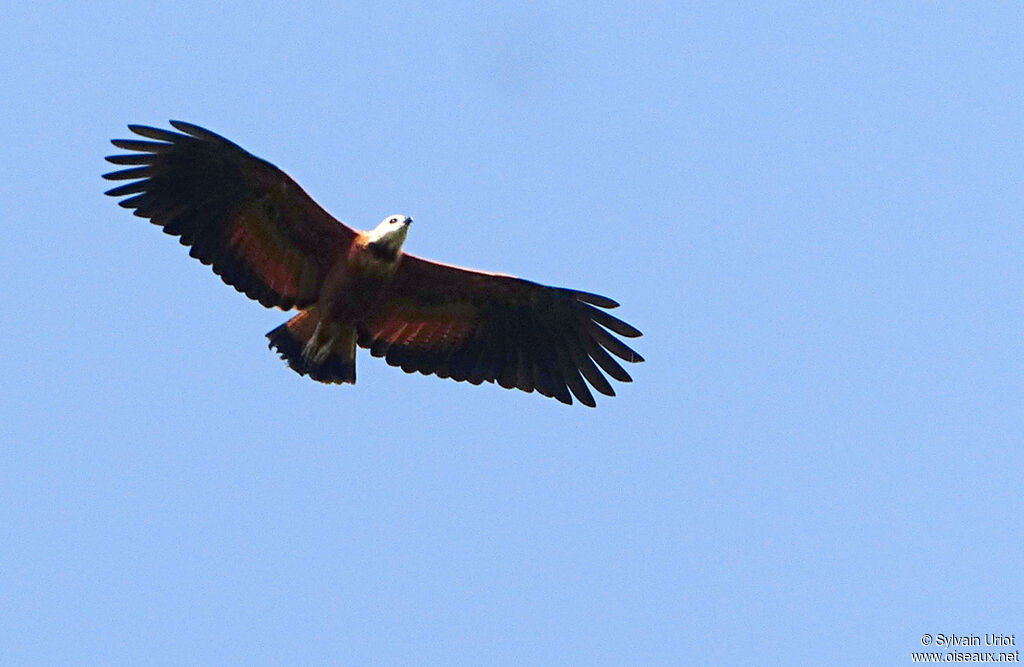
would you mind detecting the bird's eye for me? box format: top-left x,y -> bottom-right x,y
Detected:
390,217 -> 398,223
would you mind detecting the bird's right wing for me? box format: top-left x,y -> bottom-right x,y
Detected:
104,121 -> 356,310
357,254 -> 643,407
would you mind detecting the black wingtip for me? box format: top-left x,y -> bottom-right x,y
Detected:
104,153 -> 155,166
570,290 -> 620,309
126,124 -> 182,142
110,138 -> 170,152
168,120 -> 230,143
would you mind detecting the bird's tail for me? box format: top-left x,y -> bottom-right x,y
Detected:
267,307 -> 357,384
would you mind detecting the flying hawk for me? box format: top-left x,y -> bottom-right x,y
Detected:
103,121 -> 642,406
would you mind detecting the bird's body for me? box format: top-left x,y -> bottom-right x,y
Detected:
322,230 -> 403,325
104,121 -> 642,406
275,222 -> 410,383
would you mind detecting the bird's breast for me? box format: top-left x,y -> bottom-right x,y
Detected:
317,239 -> 401,323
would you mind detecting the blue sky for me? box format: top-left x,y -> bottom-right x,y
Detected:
2,2 -> 1022,664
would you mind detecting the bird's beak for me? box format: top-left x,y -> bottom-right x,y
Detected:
405,217 -> 413,225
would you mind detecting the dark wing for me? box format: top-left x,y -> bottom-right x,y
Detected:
357,255 -> 643,407
104,121 -> 356,309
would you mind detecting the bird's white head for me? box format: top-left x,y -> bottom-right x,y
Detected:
367,214 -> 413,254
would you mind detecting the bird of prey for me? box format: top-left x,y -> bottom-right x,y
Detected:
103,121 -> 642,407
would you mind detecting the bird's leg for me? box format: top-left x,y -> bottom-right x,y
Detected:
302,319 -> 337,365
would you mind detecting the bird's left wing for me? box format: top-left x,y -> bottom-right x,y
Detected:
104,121 -> 356,309
357,254 -> 643,407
